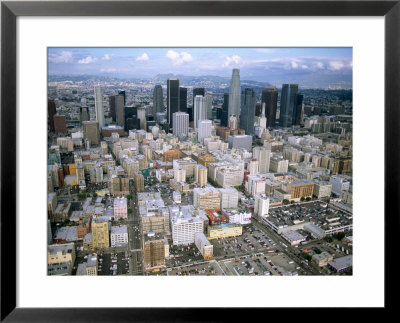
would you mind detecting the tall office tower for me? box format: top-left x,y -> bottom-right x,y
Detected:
198,120 -> 212,143
261,87 -> 278,127
115,95 -> 125,127
179,87 -> 187,114
167,79 -> 180,129
80,107 -> 89,124
279,84 -> 298,127
48,99 -> 57,132
204,94 -> 213,119
221,93 -> 229,127
293,94 -> 304,126
253,146 -> 271,173
173,112 -> 189,137
82,121 -> 100,145
153,85 -> 163,116
137,107 -> 147,130
109,95 -> 116,120
124,106 -> 138,131
94,85 -> 105,128
194,95 -> 206,129
239,88 -> 256,135
228,69 -> 241,119
53,115 -> 67,134
118,90 -> 126,105
193,87 -> 205,107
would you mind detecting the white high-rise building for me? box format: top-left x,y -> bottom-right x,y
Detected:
194,95 -> 206,129
172,112 -> 189,137
253,146 -> 271,174
198,120 -> 212,143
228,69 -> 241,119
94,86 -> 105,128
254,194 -> 270,218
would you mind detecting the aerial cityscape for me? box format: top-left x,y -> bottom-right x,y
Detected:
47,48 -> 353,276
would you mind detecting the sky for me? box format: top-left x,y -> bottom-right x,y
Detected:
48,47 -> 352,87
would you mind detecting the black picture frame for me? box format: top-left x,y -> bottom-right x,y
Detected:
1,0 -> 398,321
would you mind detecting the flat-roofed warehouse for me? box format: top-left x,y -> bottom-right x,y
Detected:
328,255 -> 353,272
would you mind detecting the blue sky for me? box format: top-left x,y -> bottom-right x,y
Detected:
48,47 -> 352,86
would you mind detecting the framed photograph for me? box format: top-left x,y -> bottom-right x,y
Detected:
1,0 -> 398,321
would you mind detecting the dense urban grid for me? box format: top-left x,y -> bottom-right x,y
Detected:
48,60 -> 353,276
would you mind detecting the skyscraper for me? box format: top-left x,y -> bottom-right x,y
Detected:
118,90 -> 126,105
124,106 -> 138,131
153,85 -> 163,116
239,88 -> 256,135
279,84 -> 298,127
48,99 -> 56,132
261,87 -> 278,127
194,95 -> 206,129
293,94 -> 304,126
109,95 -> 116,121
173,112 -> 189,138
179,87 -> 187,114
113,95 -> 125,127
193,88 -> 205,106
94,86 -> 105,128
198,120 -> 212,143
228,69 -> 241,119
167,79 -> 180,129
204,94 -> 213,119
221,93 -> 229,127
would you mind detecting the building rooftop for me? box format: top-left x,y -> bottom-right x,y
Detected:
111,225 -> 128,235
48,243 -> 74,255
328,255 -> 353,271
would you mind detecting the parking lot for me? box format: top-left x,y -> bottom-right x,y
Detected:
98,251 -> 130,276
210,224 -> 280,259
222,252 -> 300,276
167,260 -> 225,276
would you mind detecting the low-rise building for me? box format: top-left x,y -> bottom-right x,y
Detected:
281,230 -> 306,245
312,252 -> 333,267
194,232 -> 213,259
110,225 -> 128,247
47,243 -> 76,276
207,223 -> 242,240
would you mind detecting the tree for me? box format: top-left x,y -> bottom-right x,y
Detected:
290,200 -> 295,204
128,208 -> 133,214
283,199 -> 289,205
126,194 -> 132,200
300,196 -> 305,202
306,196 -> 312,201
92,192 -> 98,198
63,219 -> 70,225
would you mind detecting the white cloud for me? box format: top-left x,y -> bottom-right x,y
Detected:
166,50 -> 193,65
291,60 -> 299,69
48,51 -> 73,64
78,56 -> 98,64
222,55 -> 241,67
328,61 -> 345,70
136,53 -> 149,61
100,68 -> 116,73
102,54 -> 113,60
316,62 -> 324,69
